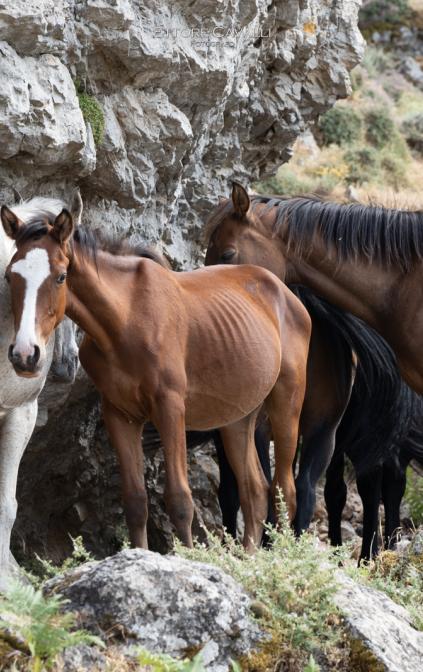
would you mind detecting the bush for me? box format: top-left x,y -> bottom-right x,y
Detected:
319,107 -> 362,147
404,467 -> 423,526
177,498 -> 347,670
365,108 -> 395,148
402,112 -> 423,153
359,0 -> 412,34
344,146 -> 380,184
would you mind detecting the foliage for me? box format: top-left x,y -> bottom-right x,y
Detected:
343,146 -> 379,185
176,497 -> 346,670
75,81 -> 105,146
0,581 -> 103,671
401,112 -> 423,153
30,536 -> 95,586
318,107 -> 362,147
348,543 -> 423,632
365,108 -> 395,148
137,648 -> 206,672
359,0 -> 412,35
361,46 -> 395,78
404,467 -> 423,526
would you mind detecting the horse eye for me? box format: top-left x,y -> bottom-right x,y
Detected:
220,249 -> 236,263
56,273 -> 67,285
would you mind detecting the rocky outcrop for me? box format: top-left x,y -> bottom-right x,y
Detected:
0,0 -> 364,266
46,549 -> 264,671
335,572 -> 423,672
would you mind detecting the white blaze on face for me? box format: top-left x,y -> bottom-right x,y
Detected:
11,248 -> 51,356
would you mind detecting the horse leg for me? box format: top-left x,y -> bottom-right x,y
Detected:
215,430 -> 240,538
101,398 -> 147,548
382,455 -> 408,549
324,446 -> 347,547
0,402 -> 38,590
356,466 -> 383,562
152,393 -> 194,547
294,425 -> 337,535
266,369 -> 306,523
219,411 -> 269,552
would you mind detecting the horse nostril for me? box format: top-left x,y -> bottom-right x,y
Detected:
8,344 -> 15,362
33,345 -> 40,364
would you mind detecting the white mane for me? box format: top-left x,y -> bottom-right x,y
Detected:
10,197 -> 66,224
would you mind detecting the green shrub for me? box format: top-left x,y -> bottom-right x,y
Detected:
359,0 -> 412,35
361,46 -> 395,78
344,146 -> 380,184
0,581 -> 103,671
404,468 -> 423,526
26,536 -> 95,587
402,112 -> 423,153
365,108 -> 395,148
177,498 -> 345,670
319,107 -> 362,147
380,151 -> 409,188
75,86 -> 105,146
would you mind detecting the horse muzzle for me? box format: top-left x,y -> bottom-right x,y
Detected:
8,343 -> 41,377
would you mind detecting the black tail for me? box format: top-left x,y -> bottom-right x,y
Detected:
292,286 -> 413,475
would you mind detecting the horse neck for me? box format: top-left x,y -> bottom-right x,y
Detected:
66,249 -> 136,352
282,236 -> 402,330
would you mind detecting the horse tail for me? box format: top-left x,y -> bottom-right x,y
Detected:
400,395 -> 423,466
291,286 -> 413,475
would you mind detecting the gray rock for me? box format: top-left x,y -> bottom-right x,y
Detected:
46,549 -> 264,671
0,0 -> 364,267
335,573 -> 423,672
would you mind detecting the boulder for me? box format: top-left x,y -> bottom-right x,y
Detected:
335,573 -> 423,672
46,549 -> 264,671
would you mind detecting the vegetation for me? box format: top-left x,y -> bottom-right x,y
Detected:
137,649 -> 207,672
350,541 -> 423,631
0,581 -> 103,671
177,499 -> 349,671
75,81 -> 105,146
404,467 -> 423,526
319,108 -> 362,147
23,535 -> 95,587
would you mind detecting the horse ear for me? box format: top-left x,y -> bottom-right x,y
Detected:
1,205 -> 22,239
70,188 -> 83,226
53,209 -> 74,244
231,182 -> 250,217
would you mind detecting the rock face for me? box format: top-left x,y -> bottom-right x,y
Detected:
0,0 -> 364,266
1,1 -> 364,560
46,549 -> 264,671
335,573 -> 423,672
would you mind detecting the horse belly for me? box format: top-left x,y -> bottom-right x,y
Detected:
184,322 -> 281,430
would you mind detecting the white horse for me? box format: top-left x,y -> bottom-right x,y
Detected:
0,196 -> 79,589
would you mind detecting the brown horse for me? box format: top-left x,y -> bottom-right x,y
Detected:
1,195 -> 311,551
206,184 -> 423,394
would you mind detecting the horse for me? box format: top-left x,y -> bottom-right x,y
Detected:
205,188 -> 405,541
205,183 -> 423,395
0,197 -> 79,589
0,194 -> 311,553
326,380 -> 423,559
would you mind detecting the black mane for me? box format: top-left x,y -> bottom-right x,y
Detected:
252,195 -> 423,272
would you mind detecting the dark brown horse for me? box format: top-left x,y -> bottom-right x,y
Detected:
206,184 -> 423,394
1,195 -> 311,551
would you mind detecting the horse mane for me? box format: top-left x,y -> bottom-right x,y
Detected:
251,194 -> 423,272
10,197 -> 169,268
